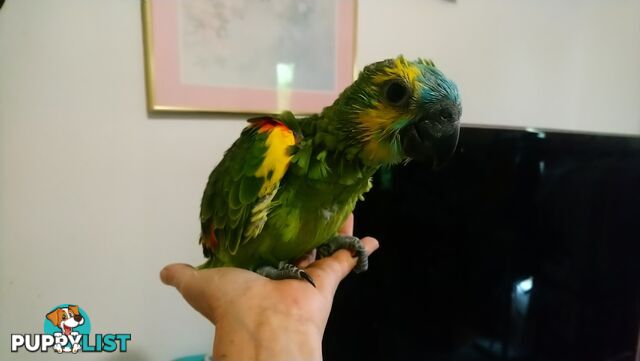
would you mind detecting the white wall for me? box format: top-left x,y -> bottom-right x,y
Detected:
0,1 -> 242,360
0,1 -> 638,360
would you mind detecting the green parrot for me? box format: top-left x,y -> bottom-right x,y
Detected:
198,56 -> 461,286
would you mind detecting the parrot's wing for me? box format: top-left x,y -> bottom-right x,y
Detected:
200,117 -> 296,257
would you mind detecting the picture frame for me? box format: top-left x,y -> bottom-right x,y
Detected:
141,0 -> 357,115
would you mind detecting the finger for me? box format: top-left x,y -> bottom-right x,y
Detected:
306,236 -> 379,295
294,249 -> 317,269
160,263 -> 196,289
338,213 -> 354,236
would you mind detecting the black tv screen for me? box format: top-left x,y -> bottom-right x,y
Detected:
324,126 -> 640,361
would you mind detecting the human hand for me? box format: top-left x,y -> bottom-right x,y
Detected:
160,213 -> 379,361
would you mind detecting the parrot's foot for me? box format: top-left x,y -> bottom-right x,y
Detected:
317,236 -> 368,273
256,261 -> 316,287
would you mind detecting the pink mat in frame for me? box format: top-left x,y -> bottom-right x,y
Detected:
142,0 -> 356,115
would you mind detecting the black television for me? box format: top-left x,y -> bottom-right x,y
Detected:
324,126 -> 640,361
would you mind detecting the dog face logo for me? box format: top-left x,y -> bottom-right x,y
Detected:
43,304 -> 91,353
46,305 -> 84,336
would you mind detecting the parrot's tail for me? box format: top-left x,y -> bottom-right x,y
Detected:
197,231 -> 220,269
199,233 -> 213,257
196,257 -> 217,270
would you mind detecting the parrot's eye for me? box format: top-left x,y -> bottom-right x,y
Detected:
383,80 -> 410,106
439,108 -> 454,122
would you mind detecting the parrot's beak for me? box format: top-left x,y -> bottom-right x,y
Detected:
400,106 -> 461,168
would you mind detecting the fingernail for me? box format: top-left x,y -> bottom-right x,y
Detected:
369,238 -> 380,253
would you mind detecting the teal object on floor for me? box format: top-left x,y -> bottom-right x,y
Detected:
173,354 -> 207,361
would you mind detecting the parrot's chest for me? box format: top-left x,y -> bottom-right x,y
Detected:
250,174 -> 372,265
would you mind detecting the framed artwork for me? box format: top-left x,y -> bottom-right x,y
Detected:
141,0 -> 357,114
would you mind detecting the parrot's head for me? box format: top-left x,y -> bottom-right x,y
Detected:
328,55 -> 461,168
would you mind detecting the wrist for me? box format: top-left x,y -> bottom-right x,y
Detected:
212,308 -> 323,361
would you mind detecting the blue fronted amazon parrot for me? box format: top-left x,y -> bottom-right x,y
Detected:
199,56 -> 461,286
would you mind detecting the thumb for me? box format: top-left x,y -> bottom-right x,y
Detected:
160,263 -> 196,289
160,263 -> 218,323
307,236 -> 379,294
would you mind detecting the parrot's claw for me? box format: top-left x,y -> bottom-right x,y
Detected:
256,261 -> 316,287
317,236 -> 368,273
